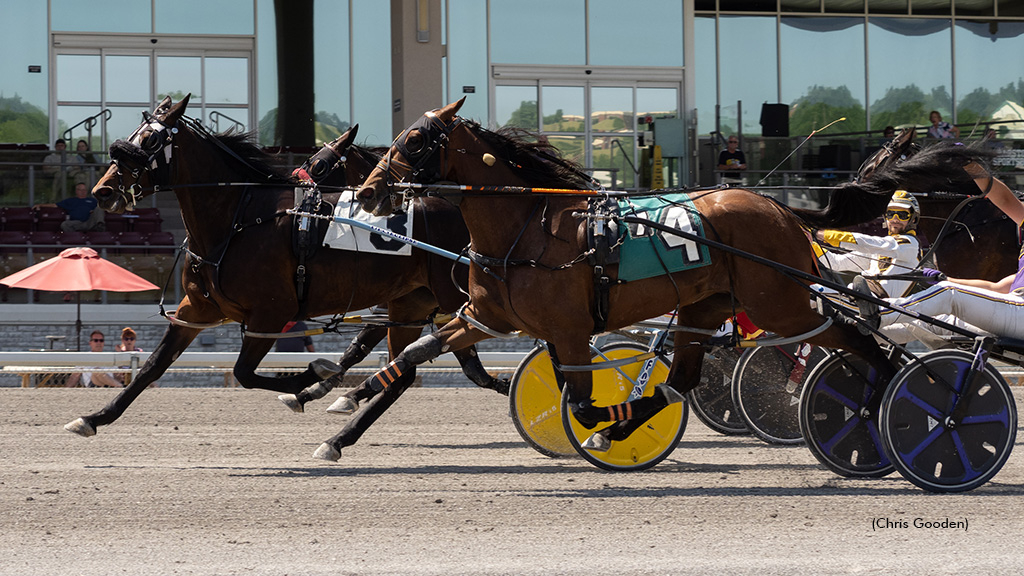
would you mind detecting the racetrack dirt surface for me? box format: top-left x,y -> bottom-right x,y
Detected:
2,387 -> 1023,575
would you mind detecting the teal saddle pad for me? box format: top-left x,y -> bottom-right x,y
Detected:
617,193 -> 712,282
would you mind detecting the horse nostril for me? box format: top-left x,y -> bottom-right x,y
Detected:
94,187 -> 112,199
357,187 -> 374,200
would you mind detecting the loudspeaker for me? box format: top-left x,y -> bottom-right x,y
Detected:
760,103 -> 789,137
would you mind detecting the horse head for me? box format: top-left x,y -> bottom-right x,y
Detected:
856,127 -> 918,182
357,98 -> 467,216
93,94 -> 192,213
295,125 -> 360,185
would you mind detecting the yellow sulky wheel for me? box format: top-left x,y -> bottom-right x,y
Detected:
509,344 -> 577,458
561,341 -> 688,471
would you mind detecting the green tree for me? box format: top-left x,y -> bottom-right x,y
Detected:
789,85 -> 866,135
0,95 -> 48,144
505,100 -> 538,130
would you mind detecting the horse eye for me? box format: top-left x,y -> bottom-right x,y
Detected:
143,131 -> 162,151
405,131 -> 426,155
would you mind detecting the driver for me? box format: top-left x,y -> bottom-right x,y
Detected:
871,164 -> 1024,342
812,189 -> 923,299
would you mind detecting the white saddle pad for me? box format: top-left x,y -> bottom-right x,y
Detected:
323,192 -> 413,256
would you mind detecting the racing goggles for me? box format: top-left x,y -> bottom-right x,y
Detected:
884,209 -> 912,221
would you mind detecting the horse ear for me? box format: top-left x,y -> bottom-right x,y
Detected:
437,98 -> 466,121
155,96 -> 173,114
331,124 -> 359,152
161,94 -> 191,125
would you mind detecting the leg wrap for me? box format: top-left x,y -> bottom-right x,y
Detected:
339,327 -> 387,370
364,334 -> 444,393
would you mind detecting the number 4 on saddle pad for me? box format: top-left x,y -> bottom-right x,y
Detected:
618,194 -> 712,282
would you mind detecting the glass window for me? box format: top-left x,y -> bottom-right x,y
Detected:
911,0 -> 951,15
592,135 -> 636,189
782,0 -> 823,11
546,135 -> 585,166
314,0 -> 351,140
105,106 -> 151,145
57,105 -> 102,143
954,0 -> 994,16
999,0 -> 1024,17
446,0 -> 488,122
256,0 -> 277,145
496,85 -> 538,129
781,17 -> 866,133
868,18 -> 952,131
867,0 -> 907,13
720,16 -> 779,135
0,0 -> 49,143
955,20 -> 1024,133
825,0 -> 864,12
157,56 -> 203,104
723,0 -> 778,9
51,0 -> 151,33
591,87 -> 634,132
351,0 -> 391,145
155,0 -> 255,34
637,87 -> 679,120
207,108 -> 250,132
588,0 -> 683,67
104,55 -> 151,105
56,54 -> 101,103
541,86 -> 584,132
693,16 -> 717,139
205,57 -> 249,104
491,0 -> 584,65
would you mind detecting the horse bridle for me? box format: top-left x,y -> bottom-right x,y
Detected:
107,111 -> 180,208
376,110 -> 463,204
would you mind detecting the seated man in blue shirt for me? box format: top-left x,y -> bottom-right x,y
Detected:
36,182 -> 105,232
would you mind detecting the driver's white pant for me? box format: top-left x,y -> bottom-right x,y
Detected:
879,282 -> 1024,342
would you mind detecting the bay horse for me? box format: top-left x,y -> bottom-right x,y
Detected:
64,95 -> 505,439
310,98 -> 988,462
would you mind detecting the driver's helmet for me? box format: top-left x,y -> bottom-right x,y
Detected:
886,189 -> 920,231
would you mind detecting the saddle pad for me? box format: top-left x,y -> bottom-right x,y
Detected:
618,193 -> 711,282
323,191 -> 414,256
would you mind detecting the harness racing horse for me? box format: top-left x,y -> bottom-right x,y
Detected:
310,99 -> 979,462
64,95 -> 506,439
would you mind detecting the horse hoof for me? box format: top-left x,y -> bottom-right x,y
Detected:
311,359 -> 343,380
312,443 -> 341,462
278,394 -> 304,414
326,396 -> 359,415
582,432 -> 611,452
64,417 -> 96,437
658,384 -> 685,405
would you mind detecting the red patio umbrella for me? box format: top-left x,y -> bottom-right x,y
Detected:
0,247 -> 159,350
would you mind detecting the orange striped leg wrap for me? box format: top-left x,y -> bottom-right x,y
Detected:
606,402 -> 634,422
368,361 -> 404,393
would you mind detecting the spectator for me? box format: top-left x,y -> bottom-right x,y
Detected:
66,330 -> 122,388
927,111 -> 959,139
716,135 -> 747,184
984,127 -> 1006,150
879,125 -> 896,146
42,139 -> 80,202
115,327 -> 142,352
275,321 -> 315,352
35,182 -> 106,232
69,140 -> 97,185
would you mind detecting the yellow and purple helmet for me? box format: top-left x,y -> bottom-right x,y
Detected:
887,189 -> 920,230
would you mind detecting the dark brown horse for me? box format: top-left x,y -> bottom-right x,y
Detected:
64,95 -> 504,439
308,99 -> 982,462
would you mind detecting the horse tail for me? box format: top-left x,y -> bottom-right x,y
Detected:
790,141 -> 997,229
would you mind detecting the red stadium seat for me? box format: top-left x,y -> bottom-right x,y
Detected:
2,207 -> 35,232
146,231 -> 177,255
35,206 -> 67,232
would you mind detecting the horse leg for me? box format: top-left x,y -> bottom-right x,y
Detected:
232,333 -> 341,394
279,326 -> 387,413
314,318 -> 490,461
65,322 -> 202,437
452,346 -> 510,395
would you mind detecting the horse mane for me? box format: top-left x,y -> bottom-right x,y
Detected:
790,141 -> 995,229
467,121 -> 597,190
200,128 -> 291,183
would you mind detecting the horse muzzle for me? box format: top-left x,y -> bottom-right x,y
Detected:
357,186 -> 393,217
92,185 -> 126,213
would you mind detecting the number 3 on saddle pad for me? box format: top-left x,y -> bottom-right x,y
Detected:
509,341 -> 687,471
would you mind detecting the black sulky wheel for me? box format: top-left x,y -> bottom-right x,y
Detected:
879,350 -> 1017,493
686,347 -> 749,436
732,343 -> 829,445
798,351 -> 895,477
